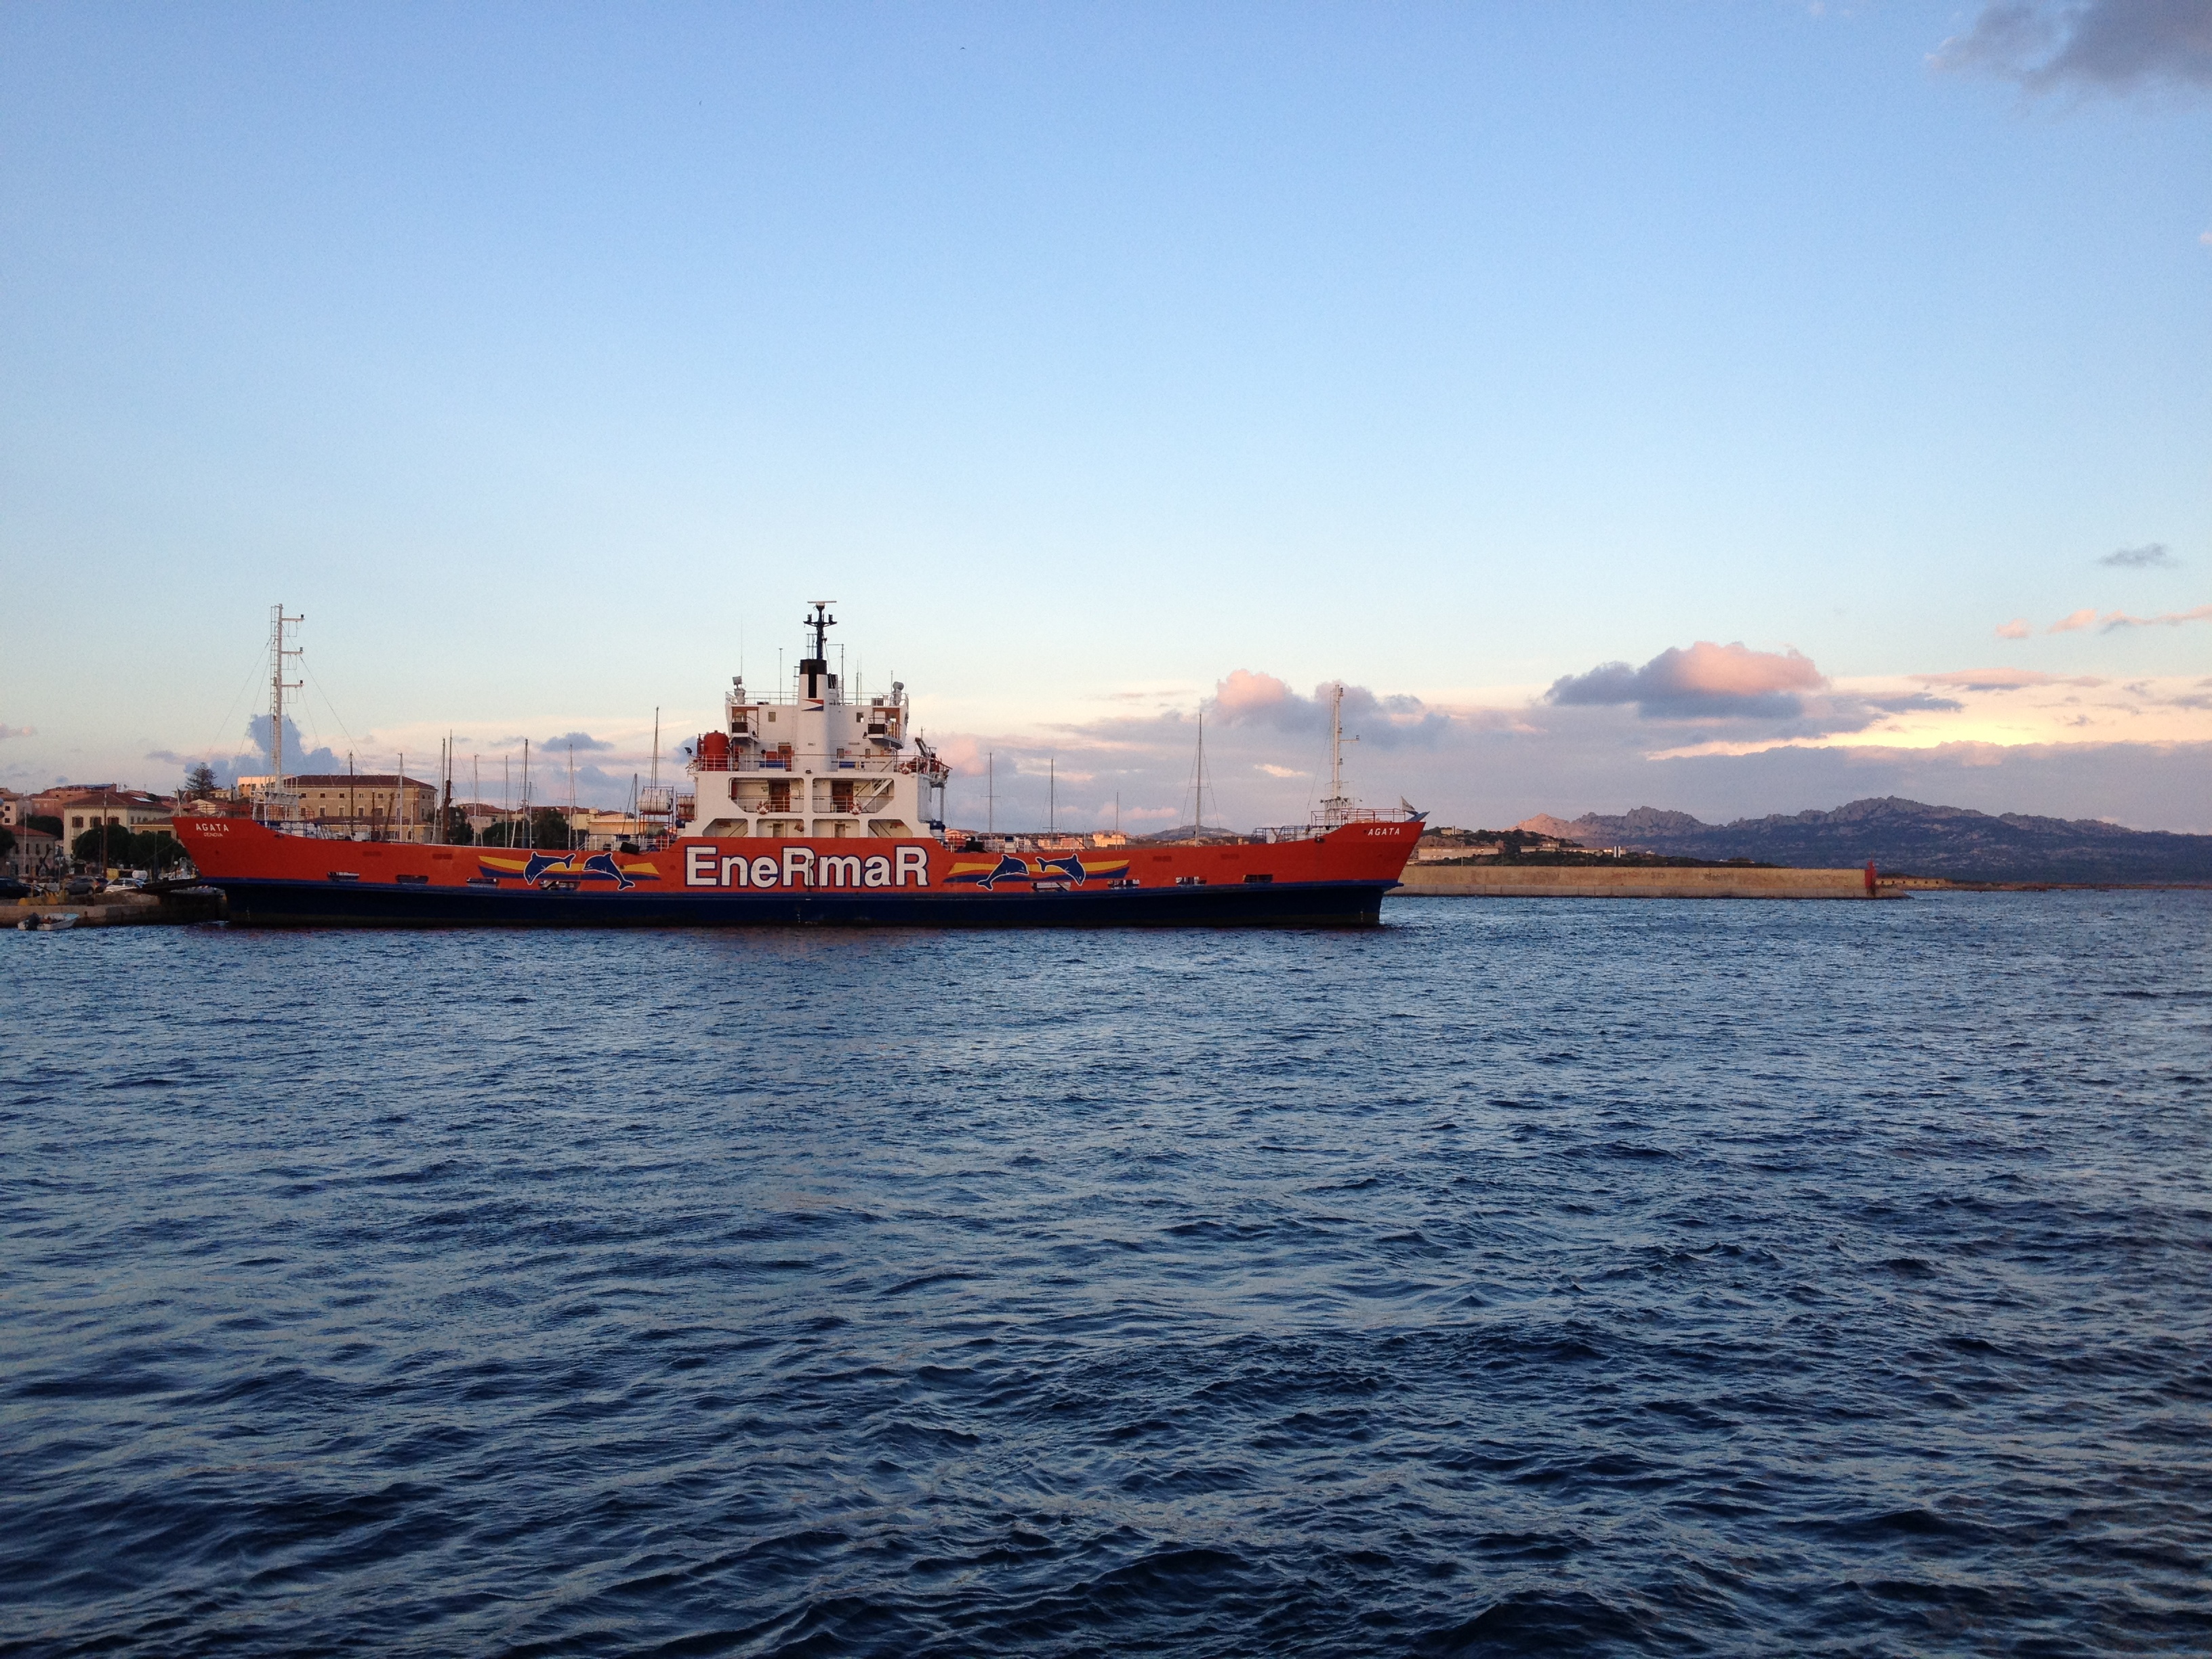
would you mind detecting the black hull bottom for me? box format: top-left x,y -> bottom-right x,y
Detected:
208,878 -> 1395,928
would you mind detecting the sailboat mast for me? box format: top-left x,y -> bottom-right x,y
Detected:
1187,705 -> 1212,838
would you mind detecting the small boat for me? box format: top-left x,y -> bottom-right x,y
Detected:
18,912 -> 78,931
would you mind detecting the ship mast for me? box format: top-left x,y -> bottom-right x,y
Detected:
1319,681 -> 1357,827
267,605 -> 302,824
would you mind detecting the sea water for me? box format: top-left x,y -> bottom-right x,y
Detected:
3,893 -> 2207,1656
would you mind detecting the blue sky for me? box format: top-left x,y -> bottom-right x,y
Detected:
4,2 -> 2208,830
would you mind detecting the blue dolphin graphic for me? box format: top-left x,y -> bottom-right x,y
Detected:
976,853 -> 1031,890
579,853 -> 634,890
1035,854 -> 1086,884
486,851 -> 634,888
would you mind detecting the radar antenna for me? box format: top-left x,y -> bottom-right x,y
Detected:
798,601 -> 838,703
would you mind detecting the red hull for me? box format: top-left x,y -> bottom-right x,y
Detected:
171,818 -> 1422,928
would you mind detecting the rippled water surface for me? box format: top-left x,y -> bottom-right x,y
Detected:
4,894 -> 2209,1656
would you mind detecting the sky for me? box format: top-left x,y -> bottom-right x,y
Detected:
3,0 -> 2208,832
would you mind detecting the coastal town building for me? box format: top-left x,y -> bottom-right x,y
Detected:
24,785 -> 102,822
6,826 -> 61,878
444,804 -> 656,848
451,800 -> 506,837
567,807 -> 645,850
26,783 -> 161,823
249,773 -> 440,842
49,789 -> 174,836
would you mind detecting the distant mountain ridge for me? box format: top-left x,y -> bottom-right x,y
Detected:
1527,796 -> 2212,882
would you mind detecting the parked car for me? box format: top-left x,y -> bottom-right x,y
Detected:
104,878 -> 145,893
64,876 -> 96,897
0,879 -> 30,900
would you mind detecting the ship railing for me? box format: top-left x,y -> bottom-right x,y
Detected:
937,832 -> 1139,853
689,753 -> 901,773
260,818 -> 359,839
262,821 -> 440,843
1253,806 -> 1420,843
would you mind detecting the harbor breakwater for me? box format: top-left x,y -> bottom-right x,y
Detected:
1395,864 -> 1879,899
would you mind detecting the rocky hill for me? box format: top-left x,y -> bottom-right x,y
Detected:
1540,797 -> 2212,883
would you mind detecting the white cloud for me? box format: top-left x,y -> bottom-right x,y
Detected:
1547,640 -> 1825,719
1207,669 -> 1448,749
1915,668 -> 2105,691
2103,603 -> 2212,632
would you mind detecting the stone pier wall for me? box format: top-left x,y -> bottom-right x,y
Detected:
1393,865 -> 1879,900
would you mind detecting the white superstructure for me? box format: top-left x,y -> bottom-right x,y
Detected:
681,602 -> 948,840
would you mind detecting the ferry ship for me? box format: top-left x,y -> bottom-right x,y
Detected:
173,605 -> 1422,927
